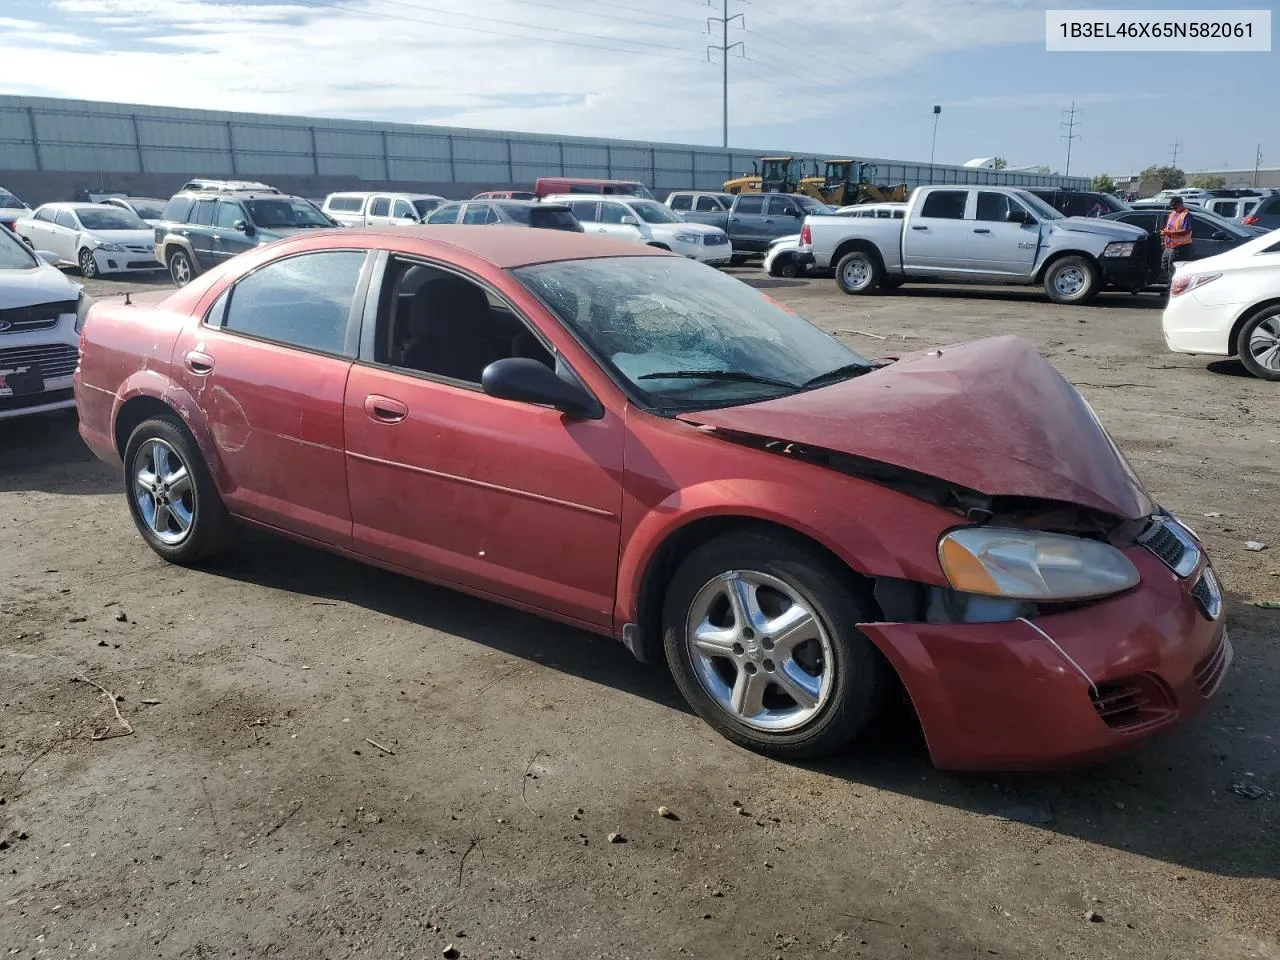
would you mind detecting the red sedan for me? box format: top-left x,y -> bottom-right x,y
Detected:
74,228 -> 1230,769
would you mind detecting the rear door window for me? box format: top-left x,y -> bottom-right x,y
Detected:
218,251 -> 368,356
530,208 -> 580,231
920,190 -> 967,219
193,200 -> 216,226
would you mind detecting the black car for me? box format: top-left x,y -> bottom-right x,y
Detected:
1102,207 -> 1262,282
1028,189 -> 1129,218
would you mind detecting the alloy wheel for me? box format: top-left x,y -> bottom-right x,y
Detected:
1248,315 -> 1280,372
685,570 -> 835,732
170,253 -> 192,286
79,249 -> 97,279
133,439 -> 195,545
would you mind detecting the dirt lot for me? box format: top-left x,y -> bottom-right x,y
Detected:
3,271 -> 1278,960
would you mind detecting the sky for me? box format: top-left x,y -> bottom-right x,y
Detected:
0,0 -> 1274,178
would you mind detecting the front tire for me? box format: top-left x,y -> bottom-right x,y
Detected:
1044,255 -> 1099,304
835,249 -> 882,295
123,416 -> 235,564
78,248 -> 98,279
1237,307 -> 1280,381
662,529 -> 892,760
772,256 -> 799,279
168,248 -> 195,287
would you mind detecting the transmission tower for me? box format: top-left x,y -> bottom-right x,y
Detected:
1060,101 -> 1081,177
706,0 -> 744,148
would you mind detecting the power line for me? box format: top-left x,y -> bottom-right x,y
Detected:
738,0 -> 901,74
497,0 -> 703,32
287,0 -> 708,61
1060,101 -> 1080,177
706,0 -> 745,148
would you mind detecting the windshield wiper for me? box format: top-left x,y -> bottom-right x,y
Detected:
802,362 -> 877,388
638,369 -> 799,389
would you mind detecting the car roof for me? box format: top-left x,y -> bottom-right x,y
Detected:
179,191 -> 304,201
543,194 -> 645,203
43,202 -> 127,211
330,225 -> 663,268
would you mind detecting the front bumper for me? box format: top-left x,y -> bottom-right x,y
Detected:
1099,251 -> 1158,288
860,547 -> 1227,771
91,247 -> 164,274
673,239 -> 733,265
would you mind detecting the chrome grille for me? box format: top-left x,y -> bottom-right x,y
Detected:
0,343 -> 80,379
0,300 -> 76,334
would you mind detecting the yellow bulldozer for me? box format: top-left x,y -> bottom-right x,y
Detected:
799,160 -> 909,206
723,157 -> 807,195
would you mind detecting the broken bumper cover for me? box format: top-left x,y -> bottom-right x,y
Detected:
860,548 -> 1227,771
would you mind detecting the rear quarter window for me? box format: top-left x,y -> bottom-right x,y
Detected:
162,196 -> 193,222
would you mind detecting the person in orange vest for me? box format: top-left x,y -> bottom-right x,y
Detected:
1160,196 -> 1194,278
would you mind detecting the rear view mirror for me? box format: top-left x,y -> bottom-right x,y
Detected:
481,358 -> 601,419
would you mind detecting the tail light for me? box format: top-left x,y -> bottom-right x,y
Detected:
800,223 -> 812,246
1242,215 -> 1260,226
1170,272 -> 1220,297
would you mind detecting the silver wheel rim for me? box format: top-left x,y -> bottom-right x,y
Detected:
1248,316 -> 1280,371
1053,265 -> 1085,297
133,438 -> 195,545
841,257 -> 870,290
685,570 -> 835,732
80,250 -> 96,277
171,255 -> 190,285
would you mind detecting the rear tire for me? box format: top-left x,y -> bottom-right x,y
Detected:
168,248 -> 195,287
1044,255 -> 1099,304
835,249 -> 882,295
730,254 -> 749,266
662,529 -> 892,760
1236,307 -> 1280,381
123,415 -> 236,564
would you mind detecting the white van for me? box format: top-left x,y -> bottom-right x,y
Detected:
322,192 -> 447,227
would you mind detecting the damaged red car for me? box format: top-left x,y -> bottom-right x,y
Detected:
74,228 -> 1230,770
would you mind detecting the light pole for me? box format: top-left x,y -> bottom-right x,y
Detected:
929,105 -> 941,182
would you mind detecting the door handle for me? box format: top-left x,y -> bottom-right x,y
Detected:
728,217 -> 740,222
185,350 -> 214,375
911,225 -> 929,231
762,218 -> 774,223
179,229 -> 190,237
973,228 -> 991,234
364,394 -> 407,423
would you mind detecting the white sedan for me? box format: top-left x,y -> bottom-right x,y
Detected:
1162,228 -> 1280,381
15,202 -> 163,279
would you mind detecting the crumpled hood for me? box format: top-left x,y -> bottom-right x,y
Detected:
1056,217 -> 1145,240
677,335 -> 1154,520
0,265 -> 81,309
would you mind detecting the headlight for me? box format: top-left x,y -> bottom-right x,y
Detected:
1102,241 -> 1135,258
97,242 -> 124,252
938,527 -> 1139,601
75,290 -> 95,334
673,233 -> 702,244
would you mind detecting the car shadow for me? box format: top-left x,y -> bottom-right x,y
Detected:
743,277 -> 808,290
872,285 -> 1167,310
207,528 -> 1277,879
0,412 -> 117,495
1206,358 -> 1255,379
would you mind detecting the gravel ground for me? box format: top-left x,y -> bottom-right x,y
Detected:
2,269 -> 1278,960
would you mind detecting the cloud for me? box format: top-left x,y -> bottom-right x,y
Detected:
0,0 -> 1147,148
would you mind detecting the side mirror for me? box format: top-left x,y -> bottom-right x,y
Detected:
1211,230 -> 1229,241
1005,209 -> 1031,224
233,219 -> 253,235
481,358 -> 601,419
36,250 -> 59,266
620,215 -> 639,226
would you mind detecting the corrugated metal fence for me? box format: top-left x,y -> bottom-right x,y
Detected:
0,95 -> 1088,192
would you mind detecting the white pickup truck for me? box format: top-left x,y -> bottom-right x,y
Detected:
798,185 -> 1159,304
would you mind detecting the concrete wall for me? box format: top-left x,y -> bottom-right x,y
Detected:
0,94 -> 1090,205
